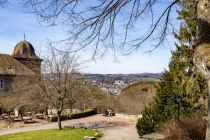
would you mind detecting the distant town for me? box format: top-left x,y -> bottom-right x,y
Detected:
83,73 -> 161,95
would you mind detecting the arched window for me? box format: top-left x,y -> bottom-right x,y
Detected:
0,79 -> 4,90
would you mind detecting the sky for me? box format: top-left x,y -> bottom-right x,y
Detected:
0,1 -> 178,74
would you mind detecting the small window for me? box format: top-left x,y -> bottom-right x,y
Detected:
7,65 -> 12,69
0,79 -> 4,90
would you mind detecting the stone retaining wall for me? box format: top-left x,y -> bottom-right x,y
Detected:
115,113 -> 142,121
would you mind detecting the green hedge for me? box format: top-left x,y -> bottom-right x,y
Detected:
48,109 -> 97,122
48,114 -> 70,122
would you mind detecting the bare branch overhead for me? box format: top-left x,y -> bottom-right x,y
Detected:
0,0 -> 7,7
22,0 -> 179,56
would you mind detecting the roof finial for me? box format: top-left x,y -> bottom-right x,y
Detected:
23,33 -> 26,41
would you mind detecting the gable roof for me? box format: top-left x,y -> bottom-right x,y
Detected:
0,54 -> 35,76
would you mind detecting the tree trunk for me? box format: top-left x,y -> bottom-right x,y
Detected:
57,111 -> 62,130
45,106 -> 48,116
70,105 -> 73,113
206,79 -> 210,139
194,44 -> 210,140
8,112 -> 12,125
195,1 -> 210,139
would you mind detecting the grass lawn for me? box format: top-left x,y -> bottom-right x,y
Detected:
0,128 -> 100,140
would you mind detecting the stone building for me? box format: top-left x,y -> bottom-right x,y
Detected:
0,40 -> 42,91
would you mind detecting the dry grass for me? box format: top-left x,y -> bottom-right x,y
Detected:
160,117 -> 206,140
118,81 -> 157,114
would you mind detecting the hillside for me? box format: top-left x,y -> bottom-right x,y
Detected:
117,81 -> 158,114
81,73 -> 161,95
121,81 -> 157,94
84,73 -> 161,84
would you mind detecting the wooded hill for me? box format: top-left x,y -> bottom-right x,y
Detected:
83,73 -> 161,84
117,81 -> 158,114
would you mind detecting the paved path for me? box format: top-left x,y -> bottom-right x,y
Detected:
0,114 -> 140,140
100,125 -> 139,140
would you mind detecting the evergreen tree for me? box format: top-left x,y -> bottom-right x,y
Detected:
136,0 -> 208,136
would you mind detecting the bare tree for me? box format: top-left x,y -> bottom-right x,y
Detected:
3,0 -> 210,138
34,46 -> 79,130
22,0 -> 178,56
0,0 -> 7,7
22,1 -> 210,137
74,82 -> 105,110
0,76 -> 36,123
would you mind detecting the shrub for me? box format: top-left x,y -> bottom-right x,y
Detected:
70,109 -> 97,119
136,104 -> 166,137
48,114 -> 70,122
48,109 -> 97,122
136,70 -> 207,137
160,117 -> 206,140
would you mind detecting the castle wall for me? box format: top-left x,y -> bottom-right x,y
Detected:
0,75 -> 14,91
0,75 -> 36,92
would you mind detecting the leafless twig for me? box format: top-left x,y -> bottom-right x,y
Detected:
22,0 -> 179,56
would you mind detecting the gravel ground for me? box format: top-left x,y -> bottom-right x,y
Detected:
0,114 -> 140,140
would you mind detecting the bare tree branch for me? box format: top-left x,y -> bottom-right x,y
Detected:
33,46 -> 81,129
22,0 -> 179,57
0,0 -> 7,7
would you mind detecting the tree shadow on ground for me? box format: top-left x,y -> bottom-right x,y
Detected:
64,121 -> 130,129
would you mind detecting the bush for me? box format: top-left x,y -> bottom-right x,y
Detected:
136,101 -> 206,137
136,104 -> 165,137
70,109 -> 97,119
48,109 -> 97,122
136,70 -> 207,137
48,114 -> 70,122
160,117 -> 206,140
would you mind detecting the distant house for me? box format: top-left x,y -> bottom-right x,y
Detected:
0,40 -> 42,91
114,80 -> 125,85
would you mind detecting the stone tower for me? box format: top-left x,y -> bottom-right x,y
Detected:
12,40 -> 42,75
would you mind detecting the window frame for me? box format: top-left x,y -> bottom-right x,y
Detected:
0,79 -> 5,90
